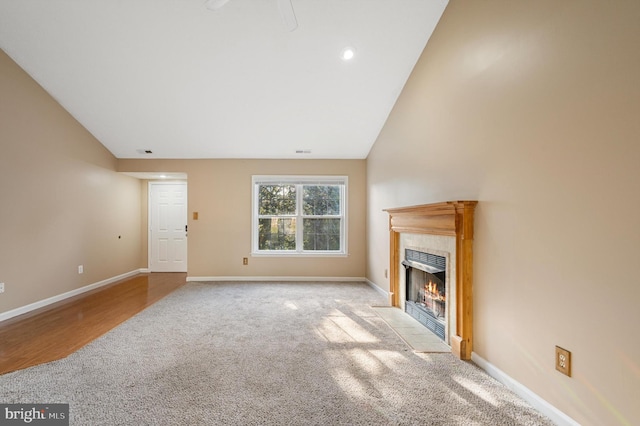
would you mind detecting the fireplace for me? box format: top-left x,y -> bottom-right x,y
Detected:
403,249 -> 447,340
385,201 -> 476,360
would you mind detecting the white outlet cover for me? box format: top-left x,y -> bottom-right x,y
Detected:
0,282 -> 5,293
78,265 -> 83,274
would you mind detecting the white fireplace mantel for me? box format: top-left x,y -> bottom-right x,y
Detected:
385,201 -> 477,360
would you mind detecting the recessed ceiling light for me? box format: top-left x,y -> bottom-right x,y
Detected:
341,47 -> 355,61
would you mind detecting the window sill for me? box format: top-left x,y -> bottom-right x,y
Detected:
251,251 -> 348,258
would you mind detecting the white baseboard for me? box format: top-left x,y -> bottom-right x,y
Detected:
0,269 -> 146,323
471,352 -> 580,426
186,276 -> 367,283
365,279 -> 390,300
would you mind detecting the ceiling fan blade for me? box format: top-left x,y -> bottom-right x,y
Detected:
277,0 -> 298,32
205,0 -> 231,11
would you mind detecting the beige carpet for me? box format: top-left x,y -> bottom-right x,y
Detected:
0,281 -> 553,425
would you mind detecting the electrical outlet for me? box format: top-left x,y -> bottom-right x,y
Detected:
555,346 -> 571,377
384,269 -> 388,278
0,282 -> 4,293
78,265 -> 84,274
243,257 -> 248,265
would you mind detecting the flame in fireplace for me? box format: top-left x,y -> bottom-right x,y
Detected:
424,280 -> 445,302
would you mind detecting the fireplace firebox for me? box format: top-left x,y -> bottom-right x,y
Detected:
403,249 -> 446,340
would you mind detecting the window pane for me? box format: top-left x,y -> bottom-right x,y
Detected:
258,218 -> 296,250
303,218 -> 341,251
259,185 -> 296,215
303,185 -> 340,215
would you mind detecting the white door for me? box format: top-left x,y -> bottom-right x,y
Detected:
149,182 -> 187,272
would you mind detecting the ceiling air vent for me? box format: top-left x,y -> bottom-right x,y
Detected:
295,149 -> 312,154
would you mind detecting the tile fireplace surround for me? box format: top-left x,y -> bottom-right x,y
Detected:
385,201 -> 477,360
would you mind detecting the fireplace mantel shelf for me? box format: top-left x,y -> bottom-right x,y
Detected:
385,201 -> 477,360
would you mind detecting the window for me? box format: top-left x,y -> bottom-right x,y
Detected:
252,176 -> 347,256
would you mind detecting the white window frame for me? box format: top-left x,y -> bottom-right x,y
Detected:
251,175 -> 348,257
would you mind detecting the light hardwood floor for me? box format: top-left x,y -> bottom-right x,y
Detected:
0,273 -> 186,375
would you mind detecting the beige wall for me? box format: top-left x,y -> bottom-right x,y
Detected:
0,50 -> 144,314
119,159 -> 366,278
366,1 -> 640,425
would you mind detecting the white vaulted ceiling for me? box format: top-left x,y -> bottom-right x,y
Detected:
0,0 -> 447,159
